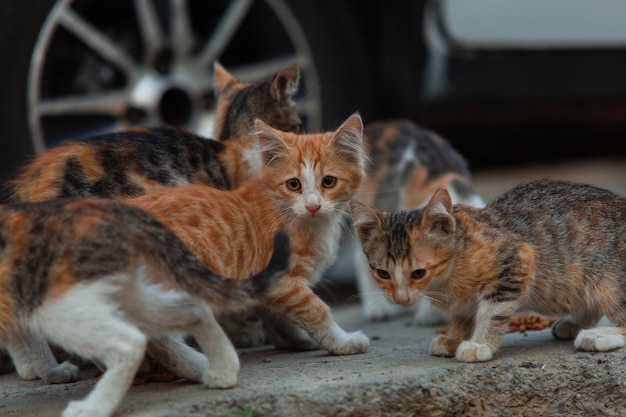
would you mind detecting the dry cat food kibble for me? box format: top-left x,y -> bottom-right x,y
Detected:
436,315 -> 556,335
508,314 -> 556,333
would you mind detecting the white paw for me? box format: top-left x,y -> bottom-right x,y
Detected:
45,361 -> 79,384
575,328 -> 625,352
456,341 -> 493,362
363,298 -> 409,321
429,335 -> 454,357
552,319 -> 581,340
328,331 -> 370,355
203,366 -> 238,389
62,400 -> 107,417
414,299 -> 449,326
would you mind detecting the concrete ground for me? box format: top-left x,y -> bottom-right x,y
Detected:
2,157 -> 626,416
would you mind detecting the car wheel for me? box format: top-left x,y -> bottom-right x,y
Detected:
0,0 -> 373,199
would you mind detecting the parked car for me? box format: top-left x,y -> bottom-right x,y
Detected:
2,0 -> 626,199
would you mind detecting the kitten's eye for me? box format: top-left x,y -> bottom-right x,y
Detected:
286,178 -> 301,191
375,269 -> 391,280
322,176 -> 337,188
411,269 -> 426,280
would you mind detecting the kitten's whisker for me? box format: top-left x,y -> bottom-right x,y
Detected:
420,293 -> 449,309
343,293 -> 362,304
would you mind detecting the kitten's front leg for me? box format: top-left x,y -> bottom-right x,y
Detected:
265,278 -> 369,355
430,314 -> 473,357
455,300 -> 516,362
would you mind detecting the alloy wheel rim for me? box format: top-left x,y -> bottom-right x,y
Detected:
28,0 -> 321,151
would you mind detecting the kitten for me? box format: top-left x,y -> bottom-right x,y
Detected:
350,179 -> 626,362
354,119 -> 485,323
213,62 -> 302,139
122,114 -> 369,355
5,63 -> 301,202
1,198 -> 290,417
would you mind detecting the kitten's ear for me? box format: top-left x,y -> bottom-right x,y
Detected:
254,119 -> 289,165
332,113 -> 365,164
350,200 -> 383,240
271,65 -> 300,101
214,62 -> 239,93
423,189 -> 456,236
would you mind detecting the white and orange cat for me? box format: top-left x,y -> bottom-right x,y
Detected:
0,198 -> 290,417
119,113 -> 369,355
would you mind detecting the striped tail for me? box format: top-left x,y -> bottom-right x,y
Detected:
121,204 -> 291,307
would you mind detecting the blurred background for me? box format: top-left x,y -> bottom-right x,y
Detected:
2,0 -> 626,197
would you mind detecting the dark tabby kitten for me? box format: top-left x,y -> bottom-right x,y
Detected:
351,179 -> 626,362
6,63 -> 301,202
0,198 -> 290,417
353,119 -> 484,323
213,62 -> 302,139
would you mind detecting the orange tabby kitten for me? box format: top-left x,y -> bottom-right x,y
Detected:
123,114 -> 369,355
351,179 -> 626,362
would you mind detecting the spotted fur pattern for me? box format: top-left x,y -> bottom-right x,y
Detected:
353,119 -> 484,323
351,179 -> 626,362
6,63 -> 301,203
123,114 -> 369,356
0,198 -> 290,417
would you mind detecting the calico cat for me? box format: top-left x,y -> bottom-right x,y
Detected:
121,114 -> 369,355
5,63 -> 301,202
350,179 -> 626,362
353,119 -> 484,323
0,198 -> 290,417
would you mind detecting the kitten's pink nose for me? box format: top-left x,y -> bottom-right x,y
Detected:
306,204 -> 321,214
393,290 -> 411,305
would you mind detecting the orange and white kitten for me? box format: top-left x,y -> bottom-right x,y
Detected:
124,114 -> 369,355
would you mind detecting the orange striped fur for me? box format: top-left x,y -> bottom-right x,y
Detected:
0,198 -> 290,416
123,114 -> 370,355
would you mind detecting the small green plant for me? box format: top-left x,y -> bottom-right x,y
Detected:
227,404 -> 253,417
